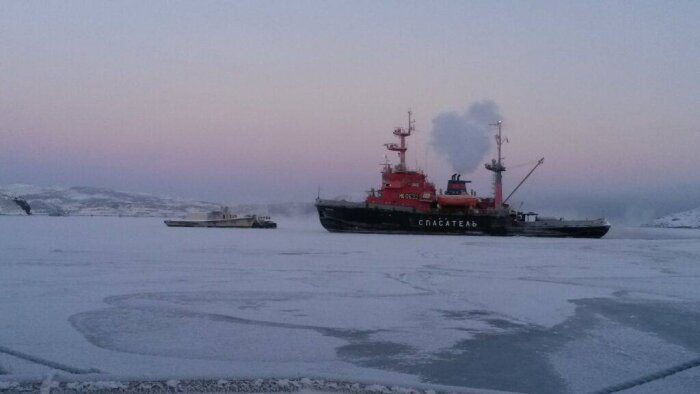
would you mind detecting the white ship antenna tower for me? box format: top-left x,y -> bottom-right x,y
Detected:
485,120 -> 506,207
384,110 -> 414,172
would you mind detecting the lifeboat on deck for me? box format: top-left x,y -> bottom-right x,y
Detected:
437,194 -> 478,208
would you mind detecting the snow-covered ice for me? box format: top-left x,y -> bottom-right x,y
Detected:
1,216 -> 699,393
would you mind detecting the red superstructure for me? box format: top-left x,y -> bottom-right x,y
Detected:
365,112 -> 508,213
366,112 -> 436,213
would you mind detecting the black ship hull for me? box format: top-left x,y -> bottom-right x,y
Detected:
316,199 -> 610,238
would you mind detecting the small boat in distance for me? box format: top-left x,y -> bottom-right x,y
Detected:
164,207 -> 277,228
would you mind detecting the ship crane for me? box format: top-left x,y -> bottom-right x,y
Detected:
503,157 -> 545,205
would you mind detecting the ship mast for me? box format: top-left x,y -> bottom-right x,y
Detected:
385,111 -> 414,172
485,121 -> 506,207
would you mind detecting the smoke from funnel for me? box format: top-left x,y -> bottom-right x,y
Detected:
430,100 -> 502,174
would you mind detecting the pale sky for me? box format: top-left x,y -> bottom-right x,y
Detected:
1,1 -> 699,221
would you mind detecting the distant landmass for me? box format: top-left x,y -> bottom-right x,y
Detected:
651,207 -> 700,229
0,184 -> 315,217
0,193 -> 31,215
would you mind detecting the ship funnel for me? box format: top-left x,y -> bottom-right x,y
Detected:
446,177 -> 468,195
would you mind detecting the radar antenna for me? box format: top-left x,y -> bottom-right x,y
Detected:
384,111 -> 414,172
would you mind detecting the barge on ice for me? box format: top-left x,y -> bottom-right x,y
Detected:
164,207 -> 276,228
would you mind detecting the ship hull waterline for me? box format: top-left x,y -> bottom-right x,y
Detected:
316,200 -> 610,239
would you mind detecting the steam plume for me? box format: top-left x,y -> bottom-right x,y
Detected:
430,100 -> 502,174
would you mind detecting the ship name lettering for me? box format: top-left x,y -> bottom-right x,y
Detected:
418,218 -> 477,228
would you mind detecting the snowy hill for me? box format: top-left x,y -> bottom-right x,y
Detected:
0,184 -> 221,217
0,184 -> 317,218
0,193 -> 29,215
233,202 -> 316,216
651,207 -> 700,228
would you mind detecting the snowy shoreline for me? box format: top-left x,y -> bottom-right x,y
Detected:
650,206 -> 700,229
